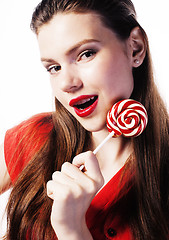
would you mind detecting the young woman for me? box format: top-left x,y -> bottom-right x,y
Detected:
0,0 -> 168,239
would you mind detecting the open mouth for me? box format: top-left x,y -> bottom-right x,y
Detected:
69,95 -> 98,117
74,96 -> 98,110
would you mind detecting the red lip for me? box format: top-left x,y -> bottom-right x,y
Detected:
69,95 -> 98,117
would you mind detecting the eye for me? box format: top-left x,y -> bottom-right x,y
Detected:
47,65 -> 61,74
77,49 -> 96,62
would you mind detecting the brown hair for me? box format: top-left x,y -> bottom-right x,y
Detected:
6,0 -> 169,239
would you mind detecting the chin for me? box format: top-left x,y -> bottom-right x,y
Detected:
83,123 -> 107,133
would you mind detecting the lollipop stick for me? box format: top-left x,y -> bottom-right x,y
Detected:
79,131 -> 115,171
93,131 -> 115,155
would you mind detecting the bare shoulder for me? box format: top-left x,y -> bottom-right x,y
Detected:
0,143 -> 11,194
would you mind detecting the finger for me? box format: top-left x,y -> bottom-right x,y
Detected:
47,177 -> 85,204
46,180 -> 58,200
59,161 -> 103,193
52,170 -> 73,182
60,162 -> 91,184
61,162 -> 81,178
52,170 -> 83,187
72,151 -> 101,176
72,151 -> 104,186
47,179 -> 73,200
52,170 -> 89,197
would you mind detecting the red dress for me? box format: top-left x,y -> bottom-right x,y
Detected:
4,113 -> 135,239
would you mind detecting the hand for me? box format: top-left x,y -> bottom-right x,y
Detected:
47,151 -> 104,240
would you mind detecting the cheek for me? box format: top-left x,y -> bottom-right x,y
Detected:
90,52 -> 122,84
99,55 -> 134,95
50,79 -> 62,102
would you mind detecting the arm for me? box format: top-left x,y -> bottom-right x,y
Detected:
0,143 -> 12,194
47,151 -> 104,240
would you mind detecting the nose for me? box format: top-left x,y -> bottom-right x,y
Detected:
60,66 -> 83,93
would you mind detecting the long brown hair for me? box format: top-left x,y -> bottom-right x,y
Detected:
6,0 -> 169,239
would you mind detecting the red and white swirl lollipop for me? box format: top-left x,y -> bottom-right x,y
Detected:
93,99 -> 148,154
107,99 -> 148,137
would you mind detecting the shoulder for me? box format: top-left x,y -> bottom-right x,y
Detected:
4,112 -> 54,183
5,112 -> 54,148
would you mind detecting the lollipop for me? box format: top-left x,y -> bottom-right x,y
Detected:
107,99 -> 148,137
93,99 -> 148,154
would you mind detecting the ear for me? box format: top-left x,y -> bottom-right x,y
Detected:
129,27 -> 147,68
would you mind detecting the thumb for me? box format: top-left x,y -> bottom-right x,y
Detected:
72,151 -> 104,186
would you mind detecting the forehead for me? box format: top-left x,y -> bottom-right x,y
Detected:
37,12 -> 117,58
38,12 -> 105,40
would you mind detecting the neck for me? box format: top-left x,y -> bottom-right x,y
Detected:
91,129 -> 133,184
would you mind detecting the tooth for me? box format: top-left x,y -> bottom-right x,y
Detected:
82,99 -> 89,104
77,98 -> 91,105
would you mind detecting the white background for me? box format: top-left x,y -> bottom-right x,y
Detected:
0,0 -> 169,237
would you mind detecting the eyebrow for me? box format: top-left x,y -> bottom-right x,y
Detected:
41,38 -> 100,63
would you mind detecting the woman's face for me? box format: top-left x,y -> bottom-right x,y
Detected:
38,12 -> 134,132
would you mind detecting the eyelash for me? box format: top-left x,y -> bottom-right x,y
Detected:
78,49 -> 96,61
47,65 -> 61,74
46,49 -> 97,74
